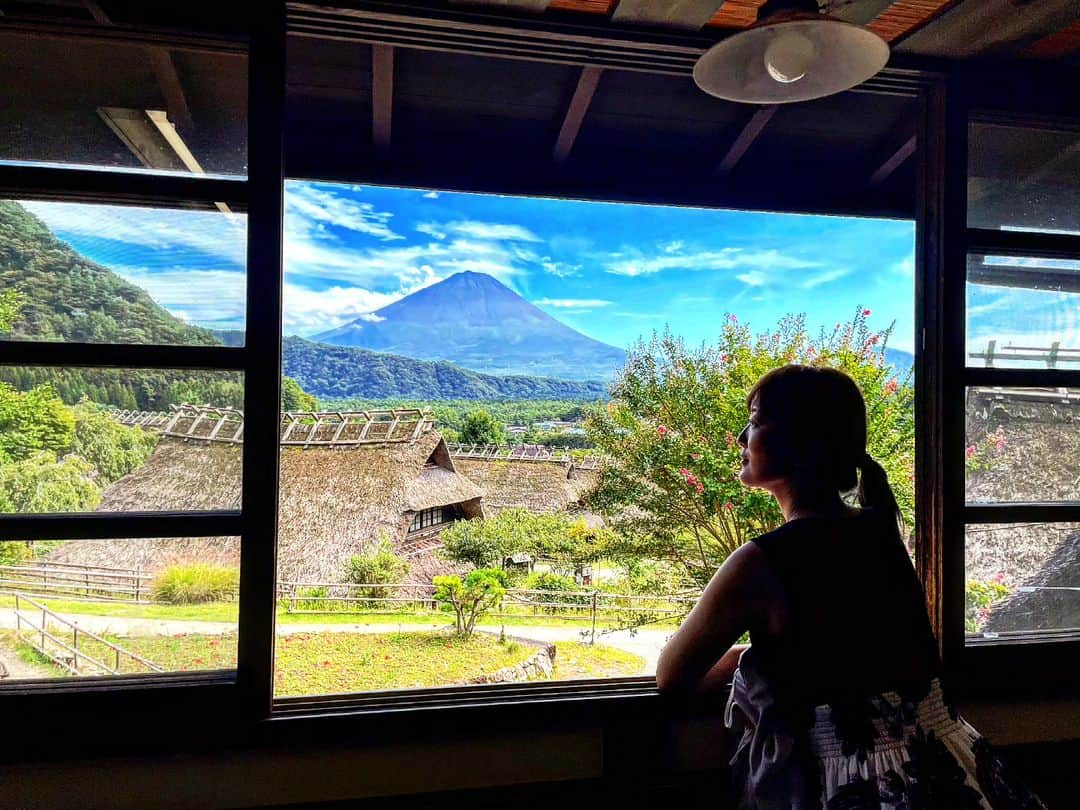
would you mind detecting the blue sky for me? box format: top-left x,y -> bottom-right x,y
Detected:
23,181 -> 925,353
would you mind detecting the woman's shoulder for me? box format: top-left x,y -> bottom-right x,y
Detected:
750,508 -> 885,554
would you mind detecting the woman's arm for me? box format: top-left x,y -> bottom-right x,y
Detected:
655,542 -> 771,697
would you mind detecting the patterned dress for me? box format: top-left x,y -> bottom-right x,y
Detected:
723,512 -> 1046,809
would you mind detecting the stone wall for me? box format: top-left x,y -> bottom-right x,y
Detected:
467,638 -> 556,684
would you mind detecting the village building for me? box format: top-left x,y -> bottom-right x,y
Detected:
48,406 -> 483,584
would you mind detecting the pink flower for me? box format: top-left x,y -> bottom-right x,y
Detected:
807,346 -> 816,356
966,445 -> 977,460
994,439 -> 1006,452
657,425 -> 667,437
679,468 -> 691,477
695,482 -> 704,493
723,501 -> 734,511
885,380 -> 899,395
863,308 -> 871,316
728,314 -> 738,324
725,431 -> 736,447
690,453 -> 702,461
991,572 -> 1005,584
869,334 -> 880,345
720,353 -> 729,363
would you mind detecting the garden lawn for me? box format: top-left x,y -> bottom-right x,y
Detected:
553,642 -> 644,679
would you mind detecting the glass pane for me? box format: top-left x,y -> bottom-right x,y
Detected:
1,199 -> 246,345
966,523 -> 1080,639
0,538 -> 239,681
0,369 -> 243,513
966,252 -> 1080,369
275,180 -> 915,699
0,34 -> 247,177
968,121 -> 1080,232
965,387 -> 1080,504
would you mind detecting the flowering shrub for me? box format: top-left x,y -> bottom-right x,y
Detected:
586,308 -> 914,587
965,575 -> 1010,633
965,426 -> 1007,477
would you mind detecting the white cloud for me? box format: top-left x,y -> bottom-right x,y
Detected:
736,271 -> 768,287
662,240 -> 684,254
423,191 -> 440,199
286,183 -> 402,242
441,220 -> 541,242
415,222 -> 446,240
890,257 -> 914,278
108,266 -> 246,328
20,200 -> 247,266
535,298 -> 614,309
282,283 -> 402,335
801,268 -> 851,289
541,259 -> 580,278
606,247 -> 819,278
356,312 -> 386,323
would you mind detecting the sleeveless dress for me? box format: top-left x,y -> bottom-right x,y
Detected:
723,511 -> 1046,809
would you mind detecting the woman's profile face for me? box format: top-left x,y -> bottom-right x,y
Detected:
737,395 -> 786,490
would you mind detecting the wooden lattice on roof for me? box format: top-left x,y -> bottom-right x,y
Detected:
448,443 -> 601,470
149,404 -> 435,446
109,409 -> 172,428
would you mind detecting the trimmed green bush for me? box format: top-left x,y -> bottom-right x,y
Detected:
152,564 -> 239,604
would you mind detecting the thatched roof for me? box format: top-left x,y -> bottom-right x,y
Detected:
50,416 -> 480,583
983,524 -> 1080,635
453,457 -> 599,518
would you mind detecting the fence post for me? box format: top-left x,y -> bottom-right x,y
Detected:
590,591 -> 598,646
73,624 -> 79,673
115,646 -> 120,674
135,565 -> 141,603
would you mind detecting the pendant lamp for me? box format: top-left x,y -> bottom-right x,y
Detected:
693,0 -> 889,104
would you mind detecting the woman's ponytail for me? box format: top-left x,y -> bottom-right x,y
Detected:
858,452 -> 904,532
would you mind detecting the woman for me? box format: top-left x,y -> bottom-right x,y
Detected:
655,365 -> 1043,809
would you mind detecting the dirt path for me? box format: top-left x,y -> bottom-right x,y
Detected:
0,640 -> 53,680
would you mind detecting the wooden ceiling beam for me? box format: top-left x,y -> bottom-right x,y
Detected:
613,0 -> 727,30
866,0 -> 960,44
81,0 -> 111,24
372,43 -> 394,153
147,48 -> 195,134
870,133 -> 917,187
715,105 -> 776,177
552,65 -> 603,163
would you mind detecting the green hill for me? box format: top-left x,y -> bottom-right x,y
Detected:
283,337 -> 607,400
0,201 -> 220,346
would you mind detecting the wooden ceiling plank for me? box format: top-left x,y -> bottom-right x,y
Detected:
448,0 -> 552,11
706,1 -> 767,29
866,0 -> 959,44
548,0 -> 616,13
1024,19 -> 1080,60
553,65 -> 603,163
372,43 -> 394,152
715,104 -> 777,177
870,133 -> 917,187
147,48 -> 195,134
613,0 -> 728,30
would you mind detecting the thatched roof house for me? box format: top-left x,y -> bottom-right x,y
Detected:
449,445 -> 600,524
49,406 -> 482,583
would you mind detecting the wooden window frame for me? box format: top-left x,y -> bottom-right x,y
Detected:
0,1 -> 1076,764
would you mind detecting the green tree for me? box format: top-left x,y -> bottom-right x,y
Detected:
0,288 -> 23,331
0,382 -> 76,464
69,403 -> 158,486
586,309 -> 914,587
281,375 -> 318,412
433,568 -> 507,637
0,541 -> 31,566
459,409 -> 505,445
0,452 -> 100,514
440,508 -> 612,572
342,538 -> 410,601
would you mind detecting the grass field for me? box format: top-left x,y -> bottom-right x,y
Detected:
2,629 -> 644,694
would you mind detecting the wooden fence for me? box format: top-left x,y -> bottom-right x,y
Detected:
0,561 -> 153,603
13,594 -> 164,677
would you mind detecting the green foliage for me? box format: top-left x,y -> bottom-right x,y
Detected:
0,452 -> 100,513
586,310 -> 915,587
965,426 -> 1007,476
966,577 -> 1010,633
522,572 -> 587,611
459,409 -> 505,445
433,568 -> 508,637
0,541 -> 31,566
0,383 -> 75,464
151,564 -> 239,604
440,509 -> 613,572
281,375 -> 318,412
0,287 -> 24,331
342,539 -> 410,600
600,559 -> 688,596
70,403 -> 157,485
283,337 -> 607,401
523,429 -> 590,449
295,586 -> 330,611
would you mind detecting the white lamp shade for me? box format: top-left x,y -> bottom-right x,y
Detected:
694,18 -> 890,104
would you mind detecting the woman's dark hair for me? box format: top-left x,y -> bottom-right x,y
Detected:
746,365 -> 903,528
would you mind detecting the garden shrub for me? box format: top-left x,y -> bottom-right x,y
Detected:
0,541 -> 31,566
523,571 -> 588,612
296,585 -> 329,612
966,577 -> 1010,633
433,568 -> 507,637
152,564 -> 239,604
343,538 -> 410,604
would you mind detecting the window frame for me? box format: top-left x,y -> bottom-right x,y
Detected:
0,1 -> 1076,763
